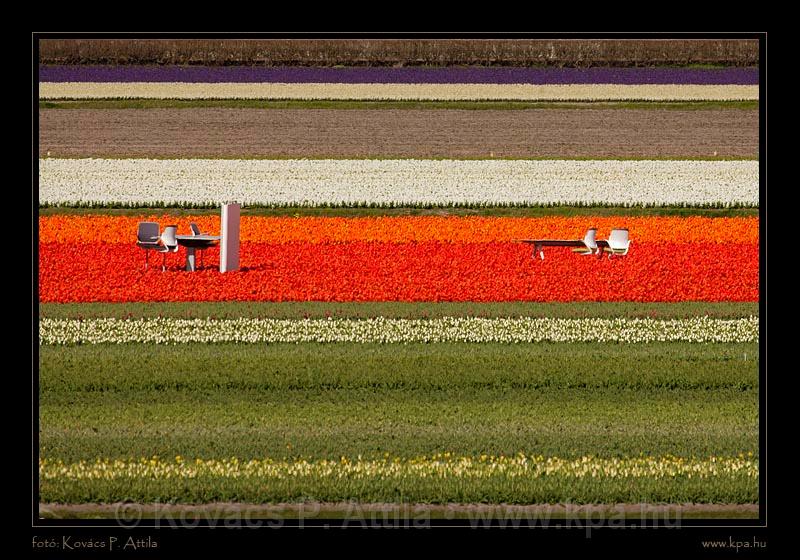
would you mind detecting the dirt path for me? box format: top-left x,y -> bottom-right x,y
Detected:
39,108 -> 758,159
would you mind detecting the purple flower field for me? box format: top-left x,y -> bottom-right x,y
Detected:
39,65 -> 759,85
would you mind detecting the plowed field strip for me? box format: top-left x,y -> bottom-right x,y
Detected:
39,108 -> 759,159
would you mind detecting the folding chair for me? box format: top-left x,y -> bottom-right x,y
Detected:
136,222 -> 161,270
156,225 -> 180,271
604,228 -> 631,259
571,228 -> 598,256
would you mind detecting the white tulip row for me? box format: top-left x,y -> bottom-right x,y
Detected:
38,83 -> 759,101
39,316 -> 760,345
39,82 -> 758,101
39,158 -> 759,208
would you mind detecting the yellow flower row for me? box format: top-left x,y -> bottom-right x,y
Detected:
40,454 -> 758,482
39,316 -> 760,345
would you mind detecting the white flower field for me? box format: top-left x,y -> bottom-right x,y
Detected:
39,158 -> 759,208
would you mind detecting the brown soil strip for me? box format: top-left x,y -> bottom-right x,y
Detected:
39,39 -> 759,66
39,108 -> 758,159
40,502 -> 759,520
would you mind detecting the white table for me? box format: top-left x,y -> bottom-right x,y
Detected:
175,235 -> 221,271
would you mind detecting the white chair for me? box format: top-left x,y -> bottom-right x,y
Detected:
572,228 -> 598,255
605,228 -> 631,258
136,222 -> 161,270
156,225 -> 180,271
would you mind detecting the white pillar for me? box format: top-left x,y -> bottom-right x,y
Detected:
220,203 -> 240,273
185,247 -> 196,272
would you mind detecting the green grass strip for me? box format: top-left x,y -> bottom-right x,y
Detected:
38,301 -> 759,320
39,340 -> 759,504
40,386 -> 757,463
40,342 -> 757,461
39,341 -> 758,393
39,99 -> 760,111
38,206 -> 761,218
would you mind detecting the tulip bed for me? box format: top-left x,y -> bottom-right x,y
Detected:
39,158 -> 758,208
40,316 -> 759,345
37,48 -> 761,514
38,216 -> 759,303
39,215 -> 760,244
38,66 -> 761,84
39,82 -> 760,102
37,63 -> 759,103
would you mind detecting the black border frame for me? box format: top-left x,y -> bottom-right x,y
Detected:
31,31 -> 768,553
